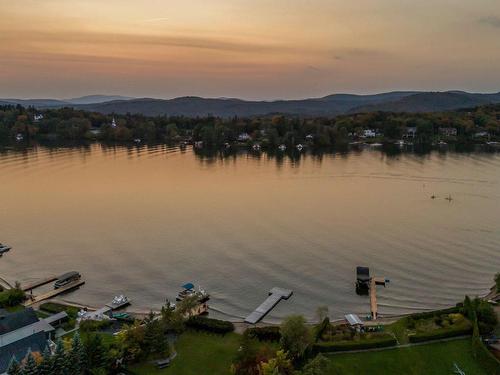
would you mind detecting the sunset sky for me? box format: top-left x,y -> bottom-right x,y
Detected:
1,0 -> 500,99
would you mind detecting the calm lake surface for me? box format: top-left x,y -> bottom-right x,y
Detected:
1,144 -> 499,322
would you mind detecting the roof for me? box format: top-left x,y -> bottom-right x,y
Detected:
0,331 -> 47,374
182,283 -> 194,290
57,271 -> 80,280
0,309 -> 38,335
345,314 -> 364,326
42,312 -> 68,325
0,320 -> 54,348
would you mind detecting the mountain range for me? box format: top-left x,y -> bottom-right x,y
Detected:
2,91 -> 500,117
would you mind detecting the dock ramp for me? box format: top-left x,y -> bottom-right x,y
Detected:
245,287 -> 293,324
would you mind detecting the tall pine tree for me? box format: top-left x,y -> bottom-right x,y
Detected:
69,332 -> 86,374
22,351 -> 39,375
85,334 -> 107,373
6,356 -> 21,375
52,338 -> 68,375
37,347 -> 53,375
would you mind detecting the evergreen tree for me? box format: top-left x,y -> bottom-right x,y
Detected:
7,356 -> 21,375
52,338 -> 67,375
69,332 -> 86,374
23,352 -> 38,375
85,334 -> 107,372
37,347 -> 53,375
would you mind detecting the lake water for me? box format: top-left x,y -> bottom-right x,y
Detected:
0,144 -> 499,322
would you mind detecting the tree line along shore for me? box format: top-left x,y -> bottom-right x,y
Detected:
0,103 -> 500,149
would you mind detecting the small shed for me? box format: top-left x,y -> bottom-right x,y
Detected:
345,314 -> 364,328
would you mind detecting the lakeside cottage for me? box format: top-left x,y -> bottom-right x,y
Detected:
363,129 -> 376,138
438,127 -> 458,137
237,132 -> 251,141
405,127 -> 417,138
0,308 -> 67,374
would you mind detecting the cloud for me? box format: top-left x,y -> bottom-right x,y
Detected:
478,16 -> 500,28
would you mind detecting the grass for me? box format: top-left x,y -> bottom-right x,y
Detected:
130,331 -> 243,375
326,338 -> 488,375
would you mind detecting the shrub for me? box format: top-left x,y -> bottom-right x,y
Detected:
313,317 -> 330,342
246,326 -> 281,342
80,319 -> 113,333
185,316 -> 234,334
0,288 -> 26,307
408,306 -> 460,321
312,335 -> 397,353
408,320 -> 472,343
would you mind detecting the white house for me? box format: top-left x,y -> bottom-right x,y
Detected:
237,133 -> 251,141
363,129 -> 377,138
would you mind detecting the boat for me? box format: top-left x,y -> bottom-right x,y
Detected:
0,243 -> 11,255
176,283 -> 210,303
252,144 -> 261,151
278,144 -> 286,151
369,143 -> 383,147
54,271 -> 81,289
133,138 -> 141,143
296,144 -> 304,151
438,141 -> 448,146
15,133 -> 24,141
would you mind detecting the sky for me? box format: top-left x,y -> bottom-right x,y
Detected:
1,0 -> 500,100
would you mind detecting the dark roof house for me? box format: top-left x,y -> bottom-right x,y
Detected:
0,309 -> 38,335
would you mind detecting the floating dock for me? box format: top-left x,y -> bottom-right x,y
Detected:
245,287 -> 293,324
79,297 -> 131,320
24,280 -> 85,306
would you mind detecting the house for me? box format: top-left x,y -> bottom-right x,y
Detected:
363,129 -> 376,138
237,133 -> 251,142
439,127 -> 458,137
405,127 -> 417,138
0,308 -> 68,374
474,131 -> 489,138
33,114 -> 44,122
345,314 -> 364,331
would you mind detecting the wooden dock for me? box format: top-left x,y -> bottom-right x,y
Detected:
245,287 -> 293,324
24,280 -> 85,306
22,276 -> 57,292
369,277 -> 387,320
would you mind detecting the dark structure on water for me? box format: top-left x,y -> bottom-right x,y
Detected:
356,266 -> 370,295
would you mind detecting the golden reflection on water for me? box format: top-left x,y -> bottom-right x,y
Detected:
0,144 -> 499,321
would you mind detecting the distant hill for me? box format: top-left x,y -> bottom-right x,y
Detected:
66,95 -> 134,105
0,98 -> 69,107
350,91 -> 500,113
76,92 -> 420,117
3,91 -> 500,117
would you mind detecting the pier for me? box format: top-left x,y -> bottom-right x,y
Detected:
245,287 -> 293,324
22,276 -> 57,292
369,277 -> 387,320
24,280 -> 85,306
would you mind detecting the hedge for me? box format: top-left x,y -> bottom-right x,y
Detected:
79,319 -> 113,333
185,316 -> 234,334
246,326 -> 281,342
407,306 -> 460,321
312,335 -> 397,353
39,302 -> 79,319
408,321 -> 472,343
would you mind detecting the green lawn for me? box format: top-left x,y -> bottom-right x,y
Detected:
130,331 -> 242,375
327,339 -> 488,375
